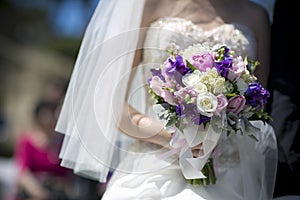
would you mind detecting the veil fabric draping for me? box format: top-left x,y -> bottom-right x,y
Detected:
55,0 -> 146,182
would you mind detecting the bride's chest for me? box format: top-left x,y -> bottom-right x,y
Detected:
142,17 -> 257,64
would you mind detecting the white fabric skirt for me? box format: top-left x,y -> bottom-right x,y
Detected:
102,121 -> 277,200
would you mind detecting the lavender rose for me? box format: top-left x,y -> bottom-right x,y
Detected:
174,86 -> 198,103
190,52 -> 214,72
227,95 -> 246,114
214,94 -> 228,116
227,56 -> 246,81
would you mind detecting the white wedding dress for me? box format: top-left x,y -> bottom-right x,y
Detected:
101,17 -> 277,200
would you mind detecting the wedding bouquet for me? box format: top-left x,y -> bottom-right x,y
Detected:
148,43 -> 270,186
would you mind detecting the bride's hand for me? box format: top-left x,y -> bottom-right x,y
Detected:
192,143 -> 204,158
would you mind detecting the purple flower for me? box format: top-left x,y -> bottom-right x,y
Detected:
176,102 -> 211,125
161,90 -> 178,106
165,55 -> 191,86
225,47 -> 231,56
190,52 -> 214,72
214,94 -> 228,116
150,68 -> 165,82
227,56 -> 246,81
245,82 -> 270,110
175,105 -> 182,116
174,86 -> 197,102
149,76 -> 178,106
214,46 -> 233,77
191,114 -> 211,126
227,95 -> 246,114
215,57 -> 232,77
149,76 -> 164,96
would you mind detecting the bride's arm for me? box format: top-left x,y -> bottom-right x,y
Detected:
119,103 -> 172,148
119,103 -> 203,157
248,2 -> 271,88
117,0 -> 172,148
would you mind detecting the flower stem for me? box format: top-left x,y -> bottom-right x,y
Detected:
186,158 -> 217,186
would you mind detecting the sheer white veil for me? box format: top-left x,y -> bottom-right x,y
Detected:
55,0 -> 146,182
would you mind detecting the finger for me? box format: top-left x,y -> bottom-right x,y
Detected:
192,149 -> 204,157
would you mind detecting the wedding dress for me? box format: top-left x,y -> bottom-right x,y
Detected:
101,17 -> 277,200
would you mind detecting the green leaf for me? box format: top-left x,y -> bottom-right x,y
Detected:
186,59 -> 198,72
245,57 -> 260,74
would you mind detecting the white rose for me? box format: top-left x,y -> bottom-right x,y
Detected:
194,82 -> 208,94
213,77 -> 227,94
182,70 -> 202,87
196,92 -> 218,117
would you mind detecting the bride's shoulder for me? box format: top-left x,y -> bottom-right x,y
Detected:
241,1 -> 271,39
228,1 -> 270,34
239,1 -> 271,24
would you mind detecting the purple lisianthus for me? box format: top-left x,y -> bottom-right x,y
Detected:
150,68 -> 165,82
245,82 -> 270,110
165,55 -> 191,86
176,102 -> 197,118
191,114 -> 211,126
176,102 -> 211,125
215,57 -> 232,77
215,47 -> 233,77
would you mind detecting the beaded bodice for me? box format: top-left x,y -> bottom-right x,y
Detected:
142,17 -> 257,64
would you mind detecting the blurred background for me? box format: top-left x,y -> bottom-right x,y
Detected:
0,0 -> 105,199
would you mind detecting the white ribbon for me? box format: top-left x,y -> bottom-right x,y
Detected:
153,104 -> 222,179
167,124 -> 221,179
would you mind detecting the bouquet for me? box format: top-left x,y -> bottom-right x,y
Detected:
148,43 -> 270,186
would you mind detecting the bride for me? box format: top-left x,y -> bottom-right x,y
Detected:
55,0 -> 277,199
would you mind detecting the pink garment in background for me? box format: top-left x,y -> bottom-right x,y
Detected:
14,132 -> 68,177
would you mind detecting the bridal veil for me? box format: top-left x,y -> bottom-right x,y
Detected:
55,0 -> 146,182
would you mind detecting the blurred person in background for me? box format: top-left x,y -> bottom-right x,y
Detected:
14,100 -> 74,200
42,79 -> 67,105
13,98 -> 100,200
